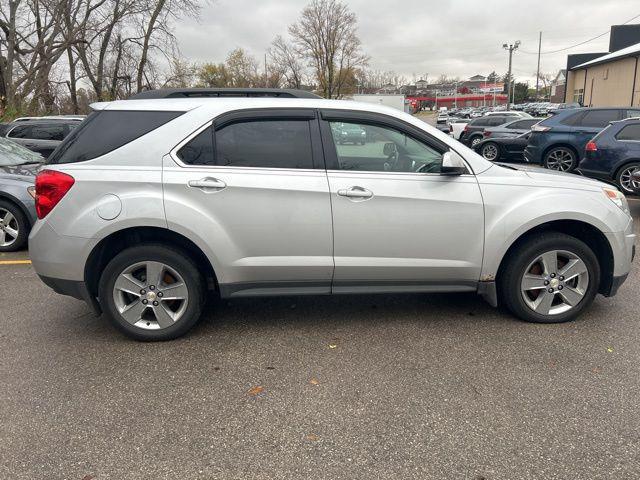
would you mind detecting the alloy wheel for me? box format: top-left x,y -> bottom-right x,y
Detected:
618,165 -> 640,193
481,143 -> 499,161
520,250 -> 589,316
0,208 -> 19,248
471,136 -> 482,147
545,149 -> 575,171
112,261 -> 189,330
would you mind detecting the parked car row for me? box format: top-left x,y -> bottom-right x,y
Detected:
1,115 -> 83,158
437,105 -> 640,194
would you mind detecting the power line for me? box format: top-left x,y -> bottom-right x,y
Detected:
519,13 -> 640,55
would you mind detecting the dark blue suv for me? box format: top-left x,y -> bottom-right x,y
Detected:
578,118 -> 640,194
524,107 -> 640,172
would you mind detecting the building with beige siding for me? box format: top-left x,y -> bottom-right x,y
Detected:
564,25 -> 640,107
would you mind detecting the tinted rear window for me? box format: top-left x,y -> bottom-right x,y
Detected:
616,124 -> 640,141
47,110 -> 183,164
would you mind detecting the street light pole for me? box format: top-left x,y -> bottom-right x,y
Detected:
503,40 -> 520,110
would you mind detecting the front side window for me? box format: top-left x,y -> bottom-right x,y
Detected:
616,124 -> 640,141
579,110 -> 620,128
328,121 -> 443,173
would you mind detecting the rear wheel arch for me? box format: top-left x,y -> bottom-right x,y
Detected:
0,192 -> 33,227
84,226 -> 218,302
496,219 -> 614,298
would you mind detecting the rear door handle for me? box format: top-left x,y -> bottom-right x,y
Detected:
337,186 -> 373,199
188,177 -> 227,191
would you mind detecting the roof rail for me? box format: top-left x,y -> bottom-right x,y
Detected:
128,88 -> 322,100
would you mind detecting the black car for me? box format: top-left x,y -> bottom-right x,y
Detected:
2,118 -> 81,158
473,132 -> 530,162
578,117 -> 640,194
458,115 -> 517,147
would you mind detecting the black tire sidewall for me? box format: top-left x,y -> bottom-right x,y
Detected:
99,244 -> 205,341
0,200 -> 29,252
500,233 -> 600,324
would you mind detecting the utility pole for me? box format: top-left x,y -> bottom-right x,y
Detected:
535,32 -> 542,99
503,40 -> 520,109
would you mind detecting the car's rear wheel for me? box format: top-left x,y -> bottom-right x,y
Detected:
470,135 -> 483,147
0,200 -> 29,252
480,142 -> 500,161
499,233 -> 599,324
543,147 -> 577,172
99,245 -> 205,341
616,163 -> 640,194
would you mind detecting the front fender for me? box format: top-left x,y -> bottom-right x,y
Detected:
480,185 -> 620,279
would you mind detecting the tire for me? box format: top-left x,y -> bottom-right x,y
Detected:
480,142 -> 501,161
0,200 -> 29,252
615,162 -> 640,194
543,146 -> 577,172
469,135 -> 483,147
99,244 -> 205,341
499,232 -> 600,324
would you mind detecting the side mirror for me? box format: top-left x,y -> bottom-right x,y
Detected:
441,151 -> 468,175
383,142 -> 397,157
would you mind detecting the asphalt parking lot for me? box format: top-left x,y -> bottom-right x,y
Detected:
0,199 -> 638,480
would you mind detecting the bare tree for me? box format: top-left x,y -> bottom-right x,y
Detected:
269,35 -> 305,89
288,0 -> 367,98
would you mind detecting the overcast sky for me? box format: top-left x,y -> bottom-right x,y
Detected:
174,0 -> 640,84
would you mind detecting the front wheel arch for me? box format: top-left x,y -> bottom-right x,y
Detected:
495,220 -> 614,299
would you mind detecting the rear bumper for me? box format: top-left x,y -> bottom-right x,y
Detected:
39,275 -> 101,315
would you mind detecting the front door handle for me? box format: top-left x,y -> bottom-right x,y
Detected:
337,186 -> 373,199
188,177 -> 227,191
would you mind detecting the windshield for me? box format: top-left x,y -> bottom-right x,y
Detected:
0,137 -> 44,166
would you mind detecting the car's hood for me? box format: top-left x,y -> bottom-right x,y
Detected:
0,163 -> 40,181
480,163 -> 611,192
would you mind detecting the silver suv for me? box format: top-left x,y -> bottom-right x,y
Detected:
29,95 -> 636,340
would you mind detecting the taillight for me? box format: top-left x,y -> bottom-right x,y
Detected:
585,141 -> 598,152
531,124 -> 551,132
464,125 -> 470,132
483,131 -> 491,137
35,170 -> 75,219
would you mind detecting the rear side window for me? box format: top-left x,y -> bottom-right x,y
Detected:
616,124 -> 640,141
560,112 -> 583,126
178,119 -> 314,169
7,125 -> 32,138
508,119 -> 537,129
471,118 -> 491,127
578,110 -> 620,128
29,124 -> 66,141
217,120 -> 312,169
47,110 -> 183,164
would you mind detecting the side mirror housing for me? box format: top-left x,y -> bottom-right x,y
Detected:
441,151 -> 468,175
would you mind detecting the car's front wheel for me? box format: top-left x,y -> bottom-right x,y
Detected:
480,142 -> 500,161
616,163 -> 640,194
99,245 -> 205,341
543,147 -> 577,172
500,233 -> 599,323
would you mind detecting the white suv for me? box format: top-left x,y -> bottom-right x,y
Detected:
29,91 -> 635,340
